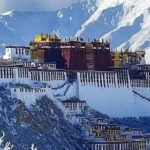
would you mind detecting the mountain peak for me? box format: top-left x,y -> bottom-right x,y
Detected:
1,10 -> 15,16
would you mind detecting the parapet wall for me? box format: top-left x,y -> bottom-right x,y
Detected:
0,66 -> 69,86
77,71 -> 131,88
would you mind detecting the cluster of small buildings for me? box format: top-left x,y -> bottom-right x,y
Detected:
60,98 -> 150,150
84,123 -> 149,150
112,50 -> 145,67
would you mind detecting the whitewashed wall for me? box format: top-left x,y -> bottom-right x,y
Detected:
3,47 -> 30,61
10,87 -> 53,107
77,72 -> 150,117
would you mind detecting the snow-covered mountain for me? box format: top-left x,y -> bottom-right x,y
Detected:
0,0 -> 97,52
0,0 -> 150,52
76,0 -> 150,51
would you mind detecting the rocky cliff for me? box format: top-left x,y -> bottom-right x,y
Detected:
0,86 -> 84,150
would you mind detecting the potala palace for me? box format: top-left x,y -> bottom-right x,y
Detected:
0,34 -> 150,118
1,34 -> 150,150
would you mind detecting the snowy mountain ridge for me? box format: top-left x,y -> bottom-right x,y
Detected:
0,0 -> 150,52
76,0 -> 150,50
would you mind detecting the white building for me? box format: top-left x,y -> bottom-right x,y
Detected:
3,46 -> 31,61
145,49 -> 150,65
10,85 -> 52,107
62,100 -> 86,112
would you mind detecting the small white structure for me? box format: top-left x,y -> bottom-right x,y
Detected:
62,100 -> 86,113
38,63 -> 56,70
145,49 -> 150,64
3,46 -> 31,61
10,85 -> 52,107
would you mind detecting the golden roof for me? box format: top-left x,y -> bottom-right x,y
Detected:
34,34 -> 60,42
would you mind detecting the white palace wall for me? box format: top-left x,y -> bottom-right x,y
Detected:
77,71 -> 150,117
2,66 -> 150,117
3,47 -> 30,60
0,67 -> 68,87
131,71 -> 150,99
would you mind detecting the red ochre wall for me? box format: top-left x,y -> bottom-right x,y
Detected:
62,42 -> 112,71
62,47 -> 87,70
93,48 -> 113,71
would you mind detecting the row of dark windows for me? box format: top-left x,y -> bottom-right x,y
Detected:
16,48 -> 30,55
0,68 -> 14,78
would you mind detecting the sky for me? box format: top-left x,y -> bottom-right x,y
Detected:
0,0 -> 78,14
